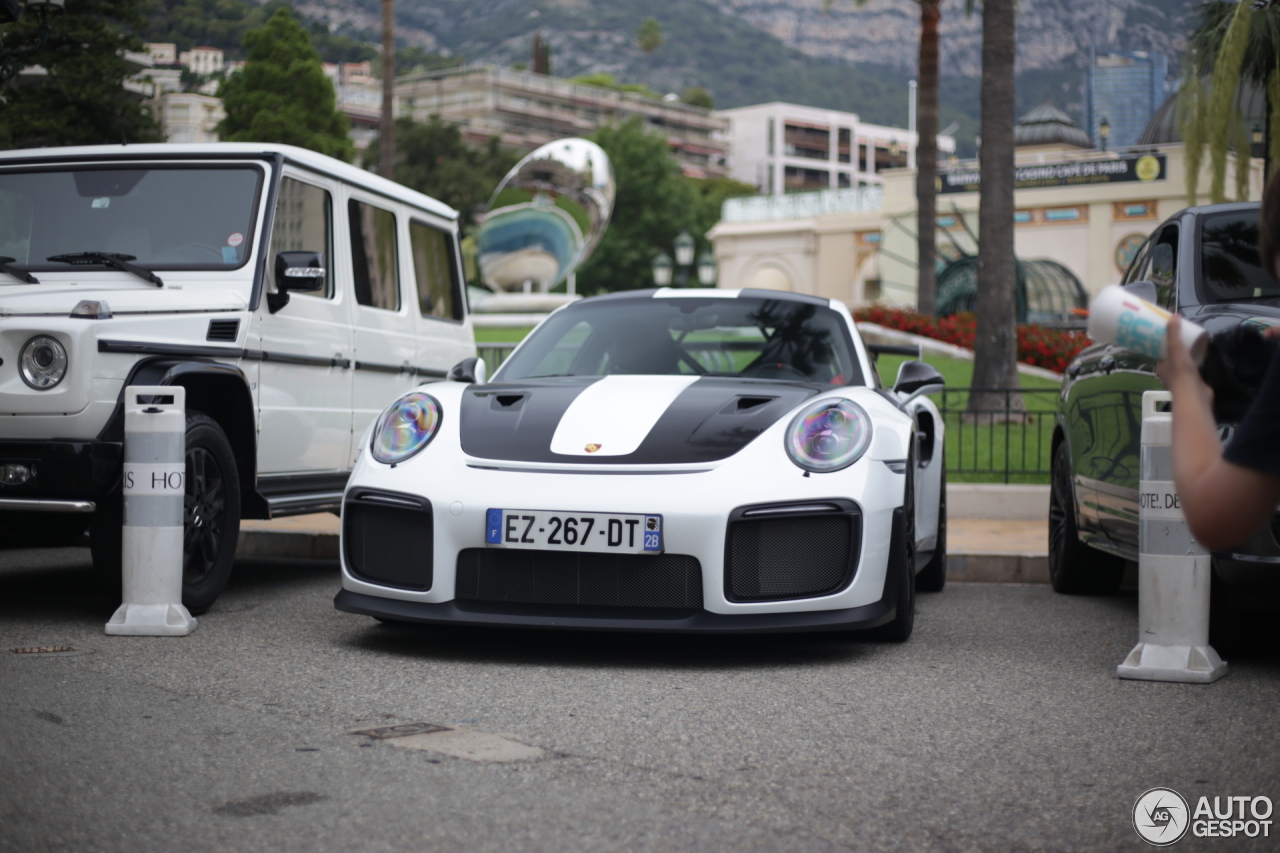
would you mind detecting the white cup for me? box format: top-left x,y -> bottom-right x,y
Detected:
1087,286 -> 1209,365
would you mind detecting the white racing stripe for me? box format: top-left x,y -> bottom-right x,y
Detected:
550,375 -> 700,457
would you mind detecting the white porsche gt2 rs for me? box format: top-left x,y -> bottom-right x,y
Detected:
334,288 -> 947,639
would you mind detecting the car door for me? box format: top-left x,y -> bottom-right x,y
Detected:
407,217 -> 476,379
347,194 -> 420,466
1094,223 -> 1179,549
255,172 -> 354,475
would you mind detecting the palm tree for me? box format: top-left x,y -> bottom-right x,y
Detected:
1181,0 -> 1280,203
637,17 -> 663,88
827,0 -> 942,315
968,0 -> 1022,415
380,0 -> 395,180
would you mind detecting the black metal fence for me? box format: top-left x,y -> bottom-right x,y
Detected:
936,387 -> 1059,484
475,342 -> 1056,483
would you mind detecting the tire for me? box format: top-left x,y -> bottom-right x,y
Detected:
866,450 -> 916,641
90,411 -> 241,615
916,454 -> 947,593
1048,442 -> 1124,594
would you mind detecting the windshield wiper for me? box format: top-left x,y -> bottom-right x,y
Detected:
0,256 -> 38,284
46,252 -> 163,287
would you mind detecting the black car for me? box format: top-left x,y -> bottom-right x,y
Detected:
1050,201 -> 1280,607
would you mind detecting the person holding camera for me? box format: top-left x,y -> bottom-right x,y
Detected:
1157,172 -> 1280,549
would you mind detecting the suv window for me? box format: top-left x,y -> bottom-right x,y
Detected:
269,177 -> 332,297
1199,209 -> 1280,303
349,199 -> 399,311
409,220 -> 463,322
1149,225 -> 1178,310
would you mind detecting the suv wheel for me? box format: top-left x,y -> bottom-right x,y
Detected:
1048,442 -> 1123,594
91,411 -> 241,614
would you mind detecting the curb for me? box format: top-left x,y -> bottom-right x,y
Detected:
947,484 -> 1049,521
236,529 -> 339,560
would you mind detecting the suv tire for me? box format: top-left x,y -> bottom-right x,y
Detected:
1048,442 -> 1124,594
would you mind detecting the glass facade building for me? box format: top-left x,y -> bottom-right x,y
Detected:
1085,52 -> 1169,151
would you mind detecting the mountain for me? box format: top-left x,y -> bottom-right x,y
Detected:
265,0 -> 1196,155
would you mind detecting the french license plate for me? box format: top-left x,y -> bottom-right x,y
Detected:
485,509 -> 663,554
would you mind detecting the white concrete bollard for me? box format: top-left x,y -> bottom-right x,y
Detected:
105,386 -> 197,636
1116,390 -> 1226,683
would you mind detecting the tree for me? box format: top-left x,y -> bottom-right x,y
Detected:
216,8 -> 353,162
827,0 -> 942,316
682,86 -> 714,109
636,16 -> 663,85
968,0 -> 1022,414
575,117 -> 753,295
364,116 -> 520,227
1180,0 -> 1280,203
0,0 -> 162,149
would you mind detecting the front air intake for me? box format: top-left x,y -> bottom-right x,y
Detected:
725,500 -> 862,602
456,549 -> 703,609
343,490 -> 433,591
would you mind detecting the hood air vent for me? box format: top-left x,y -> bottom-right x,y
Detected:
206,319 -> 240,343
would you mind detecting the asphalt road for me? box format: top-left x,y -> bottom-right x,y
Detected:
1,546 -> 1278,853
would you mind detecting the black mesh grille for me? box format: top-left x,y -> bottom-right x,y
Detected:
727,514 -> 859,601
344,496 -> 433,591
206,319 -> 240,342
456,549 -> 702,609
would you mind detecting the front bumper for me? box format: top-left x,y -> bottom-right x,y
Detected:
334,589 -> 896,634
0,440 -> 122,505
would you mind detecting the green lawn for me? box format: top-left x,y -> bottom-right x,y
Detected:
472,329 -> 1059,484
874,353 -> 1060,484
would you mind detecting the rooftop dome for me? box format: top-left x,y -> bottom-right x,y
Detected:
1015,100 -> 1092,149
1137,84 -> 1266,146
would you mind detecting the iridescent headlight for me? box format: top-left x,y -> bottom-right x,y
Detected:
371,392 -> 442,464
784,398 -> 873,473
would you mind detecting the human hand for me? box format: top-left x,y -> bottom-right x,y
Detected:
1157,314 -> 1214,408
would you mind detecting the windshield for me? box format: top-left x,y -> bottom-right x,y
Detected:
1199,209 -> 1280,303
496,296 -> 864,385
0,165 -> 264,273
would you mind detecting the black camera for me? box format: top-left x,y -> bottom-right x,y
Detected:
1199,324 -> 1280,424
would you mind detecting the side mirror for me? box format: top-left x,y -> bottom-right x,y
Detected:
1122,280 -> 1158,304
893,360 -> 945,406
275,251 -> 326,293
448,356 -> 487,385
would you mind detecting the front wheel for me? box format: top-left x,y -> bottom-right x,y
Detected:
1048,442 -> 1123,594
91,411 -> 241,614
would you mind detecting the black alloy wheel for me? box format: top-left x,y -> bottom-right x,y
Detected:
181,412 -> 241,613
1048,442 -> 1123,594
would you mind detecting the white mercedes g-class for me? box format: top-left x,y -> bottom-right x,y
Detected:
0,142 -> 476,611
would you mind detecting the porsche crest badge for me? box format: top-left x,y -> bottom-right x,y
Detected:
584,443 -> 602,453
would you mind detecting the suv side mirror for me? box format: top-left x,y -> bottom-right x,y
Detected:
449,356 -> 487,385
268,251 -> 326,313
893,360 -> 945,406
1122,280 -> 1158,304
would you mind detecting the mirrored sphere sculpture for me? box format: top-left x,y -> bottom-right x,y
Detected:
477,138 -> 615,293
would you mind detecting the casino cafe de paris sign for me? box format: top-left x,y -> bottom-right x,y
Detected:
939,152 -> 1166,194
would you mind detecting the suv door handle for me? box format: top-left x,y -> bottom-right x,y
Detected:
1100,355 -> 1117,374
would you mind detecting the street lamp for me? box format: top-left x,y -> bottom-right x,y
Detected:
696,251 -> 717,286
651,251 -> 673,287
0,0 -> 65,84
653,230 -> 701,287
1099,116 -> 1110,152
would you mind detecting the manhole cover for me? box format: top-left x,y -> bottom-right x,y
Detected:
10,646 -> 85,657
350,722 -> 451,740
